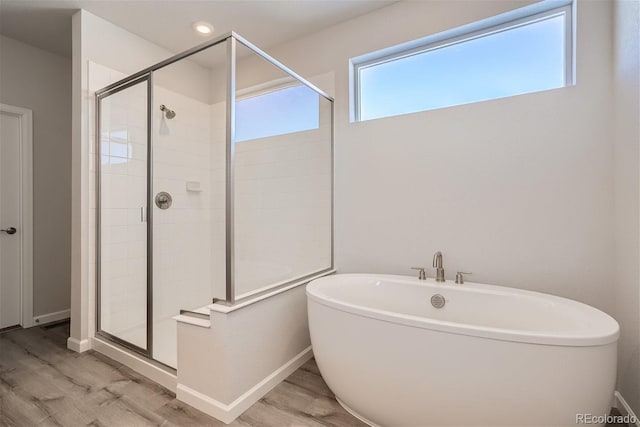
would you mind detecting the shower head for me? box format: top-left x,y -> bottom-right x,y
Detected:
160,104 -> 176,119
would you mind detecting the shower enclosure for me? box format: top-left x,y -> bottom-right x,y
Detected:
95,33 -> 333,369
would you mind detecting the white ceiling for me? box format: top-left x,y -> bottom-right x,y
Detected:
0,0 -> 397,58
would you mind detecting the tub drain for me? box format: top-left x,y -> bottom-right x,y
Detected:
431,294 -> 446,309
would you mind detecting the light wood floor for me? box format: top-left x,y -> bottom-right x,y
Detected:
0,321 -> 366,427
1,321 -> 628,427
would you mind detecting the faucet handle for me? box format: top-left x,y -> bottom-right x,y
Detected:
455,272 -> 472,284
411,267 -> 427,280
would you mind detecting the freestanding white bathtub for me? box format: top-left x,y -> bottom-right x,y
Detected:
306,274 -> 619,427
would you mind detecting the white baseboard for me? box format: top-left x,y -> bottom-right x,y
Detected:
67,336 -> 91,353
176,384 -> 235,424
34,309 -> 70,326
614,391 -> 640,427
177,346 -> 313,424
91,336 -> 177,392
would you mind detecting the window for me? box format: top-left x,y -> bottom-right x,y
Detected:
351,1 -> 573,122
235,83 -> 319,142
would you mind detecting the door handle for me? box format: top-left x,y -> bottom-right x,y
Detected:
1,227 -> 17,235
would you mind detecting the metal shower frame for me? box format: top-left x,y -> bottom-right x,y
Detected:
94,32 -> 334,360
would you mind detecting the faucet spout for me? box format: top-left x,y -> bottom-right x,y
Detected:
433,251 -> 445,282
432,251 -> 442,268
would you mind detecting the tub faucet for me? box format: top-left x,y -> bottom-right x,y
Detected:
433,251 -> 445,282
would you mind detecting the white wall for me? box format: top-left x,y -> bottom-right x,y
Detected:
258,0 -> 615,313
0,35 -> 71,319
613,0 -> 640,415
176,284 -> 312,423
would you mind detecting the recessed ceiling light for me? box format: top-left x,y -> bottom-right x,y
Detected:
193,21 -> 214,35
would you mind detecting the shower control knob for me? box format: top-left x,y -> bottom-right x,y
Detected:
1,227 -> 17,235
155,192 -> 173,210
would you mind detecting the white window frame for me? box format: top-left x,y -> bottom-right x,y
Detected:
350,0 -> 575,122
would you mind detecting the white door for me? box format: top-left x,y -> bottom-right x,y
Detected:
0,111 -> 22,329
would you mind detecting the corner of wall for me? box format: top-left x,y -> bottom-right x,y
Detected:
69,9 -> 88,349
612,0 -> 640,416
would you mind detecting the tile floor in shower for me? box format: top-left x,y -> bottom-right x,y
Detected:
0,321 -> 630,427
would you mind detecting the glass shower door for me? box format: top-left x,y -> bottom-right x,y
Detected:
97,76 -> 150,354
